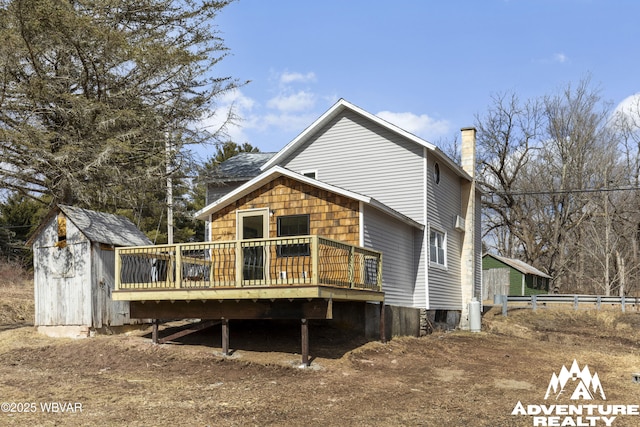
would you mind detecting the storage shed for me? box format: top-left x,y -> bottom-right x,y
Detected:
29,205 -> 152,337
482,253 -> 551,297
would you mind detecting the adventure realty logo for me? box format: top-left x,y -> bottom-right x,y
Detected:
512,360 -> 639,426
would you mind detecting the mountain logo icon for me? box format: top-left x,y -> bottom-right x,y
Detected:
544,360 -> 606,400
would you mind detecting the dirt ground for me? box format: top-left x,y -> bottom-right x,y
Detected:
2,275 -> 640,426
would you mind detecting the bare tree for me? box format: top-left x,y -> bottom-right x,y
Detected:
477,78 -> 622,293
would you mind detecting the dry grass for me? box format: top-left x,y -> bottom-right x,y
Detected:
1,262 -> 640,426
0,261 -> 33,326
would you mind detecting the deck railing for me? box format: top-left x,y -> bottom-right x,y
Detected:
115,236 -> 382,292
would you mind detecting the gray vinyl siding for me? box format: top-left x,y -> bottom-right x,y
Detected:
280,110 -> 426,223
413,227 -> 427,308
426,155 -> 463,310
362,205 -> 418,308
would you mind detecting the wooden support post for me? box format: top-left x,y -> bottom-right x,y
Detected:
621,295 -> 626,313
301,318 -> 309,366
502,295 -> 508,316
532,295 -> 537,311
574,295 -> 579,310
152,319 -> 159,344
597,296 -> 602,310
221,319 -> 229,356
379,302 -> 386,343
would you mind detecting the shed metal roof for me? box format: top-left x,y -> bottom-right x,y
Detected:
483,253 -> 551,279
58,205 -> 152,247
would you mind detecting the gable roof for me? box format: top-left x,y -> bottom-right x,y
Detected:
260,98 -> 471,181
195,166 -> 424,230
28,205 -> 152,247
208,152 -> 277,182
483,253 -> 551,279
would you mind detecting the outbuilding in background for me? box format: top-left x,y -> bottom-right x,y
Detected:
482,253 -> 551,299
28,205 -> 151,338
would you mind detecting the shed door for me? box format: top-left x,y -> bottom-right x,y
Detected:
237,209 -> 269,282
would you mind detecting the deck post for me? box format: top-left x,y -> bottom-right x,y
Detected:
152,319 -> 159,344
221,319 -> 230,356
311,236 -> 319,285
379,302 -> 386,343
301,318 -> 309,366
174,246 -> 182,289
348,246 -> 355,288
235,240 -> 243,287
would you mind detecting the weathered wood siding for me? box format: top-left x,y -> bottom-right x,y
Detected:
210,176 -> 360,245
426,155 -> 463,310
279,110 -> 426,222
91,245 -> 132,327
362,204 -> 419,307
33,213 -> 134,328
33,215 -> 92,326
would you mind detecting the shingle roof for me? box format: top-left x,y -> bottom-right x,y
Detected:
484,253 -> 551,279
210,152 -> 277,181
57,205 -> 152,247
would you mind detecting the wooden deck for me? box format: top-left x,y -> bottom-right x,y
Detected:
113,236 -> 384,305
112,236 -> 385,365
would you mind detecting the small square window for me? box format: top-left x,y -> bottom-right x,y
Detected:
277,215 -> 310,257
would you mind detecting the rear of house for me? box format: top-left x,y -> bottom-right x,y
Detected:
199,100 -> 482,334
259,99 -> 482,330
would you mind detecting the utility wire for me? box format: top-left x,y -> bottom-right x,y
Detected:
484,185 -> 640,197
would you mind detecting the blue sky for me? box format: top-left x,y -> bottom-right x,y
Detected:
200,0 -> 640,157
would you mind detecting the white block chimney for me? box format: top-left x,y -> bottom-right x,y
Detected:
459,127 -> 477,329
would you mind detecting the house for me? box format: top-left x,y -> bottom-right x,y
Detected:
482,253 -> 550,297
196,99 -> 482,331
28,205 -> 152,338
112,99 -> 482,359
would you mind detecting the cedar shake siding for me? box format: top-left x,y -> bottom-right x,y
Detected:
209,176 -> 360,246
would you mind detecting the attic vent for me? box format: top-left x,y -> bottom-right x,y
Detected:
454,215 -> 465,232
57,213 -> 67,248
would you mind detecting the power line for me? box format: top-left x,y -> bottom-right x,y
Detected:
484,185 -> 640,197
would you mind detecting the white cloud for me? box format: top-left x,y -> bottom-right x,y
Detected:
279,71 -> 317,84
375,111 -> 451,140
615,93 -> 640,117
267,90 -> 316,113
553,53 -> 568,63
261,112 -> 319,133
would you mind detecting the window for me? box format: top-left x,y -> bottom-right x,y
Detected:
301,170 -> 317,179
433,162 -> 441,184
277,215 -> 310,257
429,228 -> 446,266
